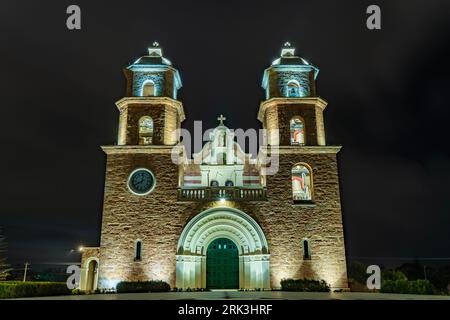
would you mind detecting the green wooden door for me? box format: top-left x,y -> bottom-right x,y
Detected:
206,238 -> 239,289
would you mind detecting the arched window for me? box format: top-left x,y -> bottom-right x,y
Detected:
290,117 -> 305,145
139,116 -> 153,145
217,152 -> 226,164
135,240 -> 142,261
225,180 -> 234,187
292,164 -> 313,202
142,81 -> 155,96
302,239 -> 311,260
210,180 -> 219,187
287,80 -> 301,97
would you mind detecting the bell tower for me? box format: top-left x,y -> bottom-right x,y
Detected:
257,43 -> 348,289
116,42 -> 185,146
259,42 -> 326,146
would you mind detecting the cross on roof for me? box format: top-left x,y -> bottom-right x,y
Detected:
217,114 -> 226,125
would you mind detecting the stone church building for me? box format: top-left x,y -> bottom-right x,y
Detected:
79,43 -> 348,291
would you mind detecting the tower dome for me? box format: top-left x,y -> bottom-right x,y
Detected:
262,42 -> 319,99
124,42 -> 182,99
131,41 -> 173,66
271,42 -> 312,66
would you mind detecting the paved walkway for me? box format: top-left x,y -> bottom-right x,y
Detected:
15,291 -> 450,300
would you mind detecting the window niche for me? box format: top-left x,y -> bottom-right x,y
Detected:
135,240 -> 142,261
292,163 -> 313,203
287,80 -> 301,97
142,80 -> 155,96
302,239 -> 311,260
139,116 -> 153,145
290,117 -> 305,145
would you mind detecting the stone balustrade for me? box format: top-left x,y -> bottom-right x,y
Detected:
177,187 -> 268,201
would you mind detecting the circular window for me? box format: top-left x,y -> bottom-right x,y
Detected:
127,168 -> 156,195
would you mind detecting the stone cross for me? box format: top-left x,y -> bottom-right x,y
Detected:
217,114 -> 226,125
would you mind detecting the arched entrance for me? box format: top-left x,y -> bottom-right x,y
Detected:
206,238 -> 239,289
176,207 -> 270,290
86,260 -> 98,291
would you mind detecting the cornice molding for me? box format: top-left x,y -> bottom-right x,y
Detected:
102,145 -> 183,155
115,97 -> 185,121
259,145 -> 341,155
257,97 -> 328,122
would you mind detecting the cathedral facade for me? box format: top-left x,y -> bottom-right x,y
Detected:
79,43 -> 348,291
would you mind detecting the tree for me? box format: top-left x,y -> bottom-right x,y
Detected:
0,228 -> 12,280
347,261 -> 368,284
382,269 -> 408,281
398,261 -> 424,280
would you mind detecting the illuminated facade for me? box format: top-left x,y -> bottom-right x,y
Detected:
79,42 -> 348,291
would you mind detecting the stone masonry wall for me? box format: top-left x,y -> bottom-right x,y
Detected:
97,148 -> 348,290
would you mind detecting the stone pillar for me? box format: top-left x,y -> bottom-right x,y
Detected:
315,107 -> 326,146
79,267 -> 87,290
226,132 -> 234,164
194,256 -> 202,289
201,256 -> 207,288
243,256 -> 251,288
239,256 -> 244,289
175,255 -> 184,288
261,254 -> 270,289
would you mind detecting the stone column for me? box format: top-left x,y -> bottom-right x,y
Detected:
194,256 -> 202,289
201,256 -> 207,288
175,255 -> 184,288
261,254 -> 271,289
79,267 -> 87,290
239,256 -> 244,289
226,132 -> 234,164
243,256 -> 251,288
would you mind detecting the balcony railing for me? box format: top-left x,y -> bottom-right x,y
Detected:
177,186 -> 267,202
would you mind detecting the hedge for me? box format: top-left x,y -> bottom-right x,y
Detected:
116,280 -> 171,293
381,279 -> 435,295
0,281 -> 70,299
280,278 -> 330,292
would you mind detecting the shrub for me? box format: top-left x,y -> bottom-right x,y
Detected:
0,281 -> 70,299
409,279 -> 434,295
116,280 -> 170,293
280,278 -> 330,292
382,269 -> 408,282
381,279 -> 435,295
347,261 -> 368,284
71,288 -> 85,295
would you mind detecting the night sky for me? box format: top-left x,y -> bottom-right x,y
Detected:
1,0 -> 450,270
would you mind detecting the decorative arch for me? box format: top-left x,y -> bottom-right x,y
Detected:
292,162 -> 313,202
176,207 -> 270,289
80,257 -> 99,291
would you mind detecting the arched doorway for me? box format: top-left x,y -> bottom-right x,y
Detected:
206,238 -> 239,289
176,207 -> 270,290
86,260 -> 98,291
